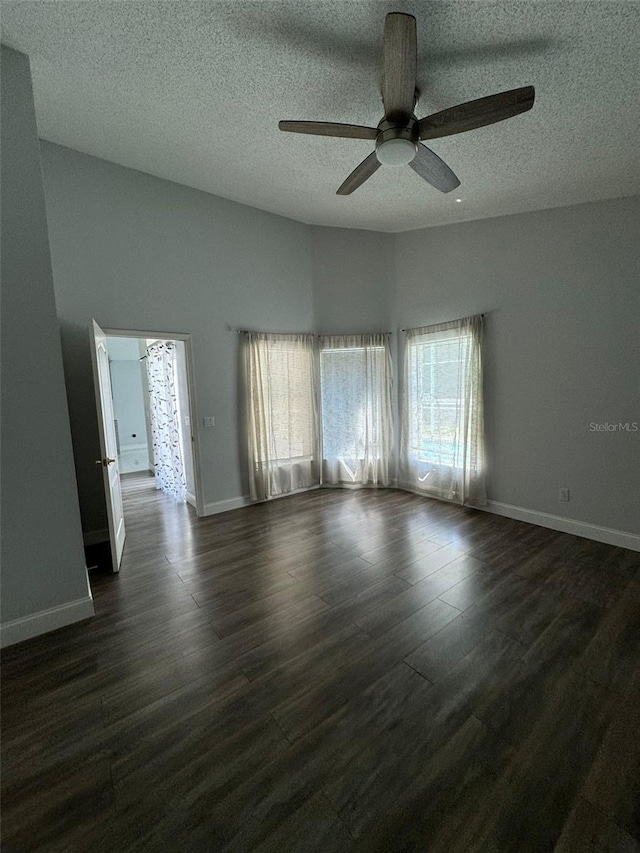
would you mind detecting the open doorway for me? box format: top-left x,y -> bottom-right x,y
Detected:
105,334 -> 199,510
89,325 -> 203,572
105,329 -> 202,510
105,336 -> 152,476
85,320 -> 203,572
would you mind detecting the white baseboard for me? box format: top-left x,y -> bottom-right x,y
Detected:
202,495 -> 253,516
186,491 -> 197,509
83,528 -> 109,547
0,596 -> 95,648
474,500 -> 640,552
120,442 -> 148,451
201,486 -> 322,516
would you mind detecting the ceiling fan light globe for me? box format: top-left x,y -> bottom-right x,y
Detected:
375,137 -> 417,166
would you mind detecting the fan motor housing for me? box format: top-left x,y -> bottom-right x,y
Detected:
375,115 -> 419,165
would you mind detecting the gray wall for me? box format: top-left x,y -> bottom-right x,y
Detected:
395,197 -> 640,534
312,227 -> 394,335
1,48 -> 90,625
40,142 -> 314,529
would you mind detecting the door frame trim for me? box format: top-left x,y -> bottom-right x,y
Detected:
102,327 -> 205,517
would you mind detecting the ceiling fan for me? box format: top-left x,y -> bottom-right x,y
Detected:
278,12 -> 535,196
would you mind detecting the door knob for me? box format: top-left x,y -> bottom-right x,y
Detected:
95,457 -> 116,466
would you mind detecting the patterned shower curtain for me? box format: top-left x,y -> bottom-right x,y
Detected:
145,341 -> 187,502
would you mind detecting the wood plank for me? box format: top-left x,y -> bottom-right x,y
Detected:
553,796 -> 640,852
581,697 -> 640,842
462,675 -> 619,851
394,543 -> 466,584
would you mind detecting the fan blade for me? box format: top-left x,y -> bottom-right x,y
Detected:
409,144 -> 460,193
419,86 -> 535,140
336,151 -> 381,195
382,13 -> 417,119
279,121 -> 378,140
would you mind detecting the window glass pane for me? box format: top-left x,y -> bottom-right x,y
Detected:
321,347 -> 385,460
257,339 -> 315,462
400,315 -> 485,504
408,335 -> 470,466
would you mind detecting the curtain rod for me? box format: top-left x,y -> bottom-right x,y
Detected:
236,328 -> 315,336
319,331 -> 392,337
236,329 -> 392,336
401,313 -> 485,332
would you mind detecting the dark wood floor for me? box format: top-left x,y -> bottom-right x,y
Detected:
2,476 -> 640,852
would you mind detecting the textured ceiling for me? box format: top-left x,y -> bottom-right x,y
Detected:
2,1 -> 639,232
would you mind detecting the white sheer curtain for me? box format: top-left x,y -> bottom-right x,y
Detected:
146,341 -> 187,502
242,332 -> 319,502
320,334 -> 393,487
400,315 -> 486,505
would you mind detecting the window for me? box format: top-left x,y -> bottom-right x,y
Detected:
401,316 -> 486,505
320,334 -> 393,486
259,340 -> 316,462
243,332 -> 318,501
411,336 -> 468,467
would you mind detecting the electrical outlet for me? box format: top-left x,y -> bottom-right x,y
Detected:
559,488 -> 570,502
203,416 -> 215,428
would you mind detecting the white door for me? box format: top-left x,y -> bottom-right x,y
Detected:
90,320 -> 125,571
